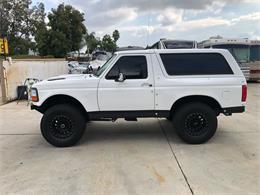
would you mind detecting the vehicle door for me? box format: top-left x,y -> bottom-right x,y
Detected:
98,54 -> 155,111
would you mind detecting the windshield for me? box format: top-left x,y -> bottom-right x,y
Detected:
94,54 -> 117,77
250,45 -> 260,61
213,44 -> 250,63
163,41 -> 195,49
232,48 -> 250,62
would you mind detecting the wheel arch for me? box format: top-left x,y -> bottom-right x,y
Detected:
35,94 -> 88,119
170,95 -> 222,119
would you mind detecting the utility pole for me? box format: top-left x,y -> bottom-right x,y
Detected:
0,57 -> 7,103
0,2 -> 7,103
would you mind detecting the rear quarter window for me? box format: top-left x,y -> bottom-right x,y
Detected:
160,53 -> 233,75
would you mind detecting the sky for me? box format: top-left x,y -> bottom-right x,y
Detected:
33,0 -> 260,47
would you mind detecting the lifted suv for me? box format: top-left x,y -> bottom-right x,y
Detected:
31,49 -> 247,147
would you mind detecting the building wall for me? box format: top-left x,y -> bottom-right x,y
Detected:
0,87 -> 2,105
0,59 -> 68,104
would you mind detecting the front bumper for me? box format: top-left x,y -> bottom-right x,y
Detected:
31,104 -> 44,113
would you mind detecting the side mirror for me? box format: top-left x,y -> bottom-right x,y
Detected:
115,73 -> 125,82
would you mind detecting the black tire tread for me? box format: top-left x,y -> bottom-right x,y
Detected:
172,102 -> 217,144
41,104 -> 86,147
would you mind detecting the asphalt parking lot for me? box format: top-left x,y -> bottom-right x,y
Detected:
0,83 -> 259,195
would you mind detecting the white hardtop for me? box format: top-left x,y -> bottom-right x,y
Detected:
114,49 -> 243,77
159,39 -> 197,43
115,48 -> 230,55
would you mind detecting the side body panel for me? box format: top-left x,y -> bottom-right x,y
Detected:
33,75 -> 99,112
151,50 -> 246,111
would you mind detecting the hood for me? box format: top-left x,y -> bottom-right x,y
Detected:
47,74 -> 86,80
33,74 -> 99,90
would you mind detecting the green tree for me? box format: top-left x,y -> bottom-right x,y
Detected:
47,4 -> 86,57
0,0 -> 9,37
31,2 -> 46,36
0,0 -> 46,55
34,22 -> 49,56
48,30 -> 69,58
112,30 -> 120,43
101,34 -> 116,53
85,32 -> 100,54
32,2 -> 48,55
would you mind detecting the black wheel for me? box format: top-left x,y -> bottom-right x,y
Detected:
41,104 -> 86,147
172,102 -> 217,144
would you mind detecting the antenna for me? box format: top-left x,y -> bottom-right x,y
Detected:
146,1 -> 151,47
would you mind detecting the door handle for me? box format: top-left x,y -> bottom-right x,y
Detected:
141,83 -> 153,87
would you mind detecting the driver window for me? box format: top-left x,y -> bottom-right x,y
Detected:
106,56 -> 148,80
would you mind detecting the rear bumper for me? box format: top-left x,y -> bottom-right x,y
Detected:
221,106 -> 245,114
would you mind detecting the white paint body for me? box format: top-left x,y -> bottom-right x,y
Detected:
32,49 -> 246,112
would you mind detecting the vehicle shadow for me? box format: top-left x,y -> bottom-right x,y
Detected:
79,119 -> 180,145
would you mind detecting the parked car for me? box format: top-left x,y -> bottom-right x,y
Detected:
150,39 -> 197,49
68,61 -> 89,74
31,49 -> 247,147
91,50 -> 111,60
68,61 -> 79,74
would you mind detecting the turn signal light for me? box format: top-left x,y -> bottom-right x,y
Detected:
30,88 -> 39,102
31,95 -> 39,102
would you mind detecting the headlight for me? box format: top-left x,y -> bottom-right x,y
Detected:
30,88 -> 39,102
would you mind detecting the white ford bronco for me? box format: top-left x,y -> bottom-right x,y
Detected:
31,49 -> 247,147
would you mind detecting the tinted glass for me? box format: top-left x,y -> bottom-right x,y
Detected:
160,53 -> 233,75
250,45 -> 260,61
163,41 -> 195,49
106,56 -> 148,79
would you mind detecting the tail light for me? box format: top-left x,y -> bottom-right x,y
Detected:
242,85 -> 247,102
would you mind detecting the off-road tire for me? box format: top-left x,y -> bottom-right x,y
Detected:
41,104 -> 86,147
172,102 -> 217,144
